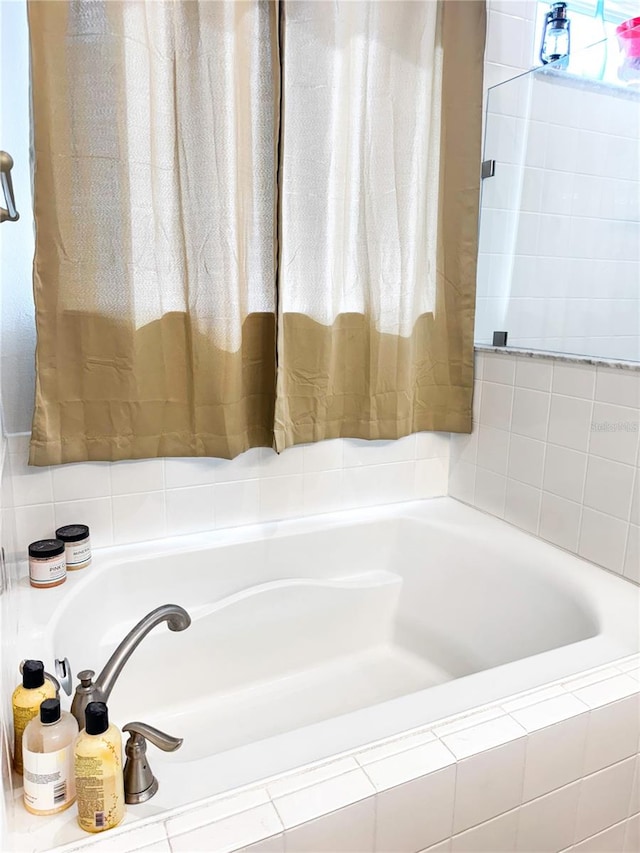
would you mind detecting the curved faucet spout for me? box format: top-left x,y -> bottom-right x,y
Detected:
71,604 -> 191,727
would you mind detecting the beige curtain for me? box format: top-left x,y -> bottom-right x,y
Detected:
27,0 -> 485,466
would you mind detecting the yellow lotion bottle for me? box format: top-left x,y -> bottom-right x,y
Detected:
12,660 -> 56,775
74,701 -> 125,833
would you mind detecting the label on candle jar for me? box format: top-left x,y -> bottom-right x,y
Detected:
64,537 -> 91,569
29,554 -> 66,587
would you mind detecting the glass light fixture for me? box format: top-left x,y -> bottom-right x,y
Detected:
540,1 -> 571,68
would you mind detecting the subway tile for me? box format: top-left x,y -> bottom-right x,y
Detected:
595,368 -> 640,409
301,440 -> 344,473
507,434 -> 545,487
583,695 -> 640,775
511,388 -> 550,440
9,454 -> 53,507
539,492 -> 581,552
504,479 -> 541,534
552,363 -> 596,400
169,803 -> 283,853
342,463 -> 414,509
624,815 -> 640,853
215,479 -> 261,529
110,459 -> 164,495
112,491 -> 165,544
282,797 -> 375,853
583,456 -> 635,520
589,403 -> 640,465
515,357 -> 552,392
631,475 -> 639,525
572,674 -> 640,710
165,457 -> 219,489
213,447 -> 268,483
259,446 -> 305,477
165,485 -> 215,536
374,766 -> 456,853
547,395 -> 592,452
477,425 -> 510,475
51,461 -> 111,502
516,782 -> 580,853
448,461 -> 476,505
479,382 -> 513,431
415,432 -> 450,460
302,470 -> 344,514
521,714 -> 590,801
542,444 -> 587,503
363,740 -> 455,790
573,820 -> 627,853
474,468 -> 506,517
356,730 -> 437,767
13,503 -> 55,554
259,474 -> 304,521
624,524 -> 639,583
578,508 -> 628,573
238,835 -> 284,853
440,714 -> 526,761
509,692 -> 589,733
451,809 -> 519,853
54,497 -> 114,548
483,353 -> 516,385
450,432 -> 477,467
415,458 -> 448,499
343,436 -> 416,468
453,739 -> 527,833
166,789 -> 271,838
274,769 -> 374,830
268,760 -> 361,801
575,758 -> 637,844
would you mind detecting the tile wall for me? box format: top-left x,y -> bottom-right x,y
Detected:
451,349 -> 640,584
4,433 -> 449,562
34,655 -> 639,853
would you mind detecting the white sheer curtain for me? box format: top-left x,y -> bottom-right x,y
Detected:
279,0 -> 442,332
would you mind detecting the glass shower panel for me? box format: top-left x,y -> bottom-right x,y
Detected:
477,43 -> 640,362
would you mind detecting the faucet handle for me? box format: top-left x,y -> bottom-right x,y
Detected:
77,669 -> 95,687
123,721 -> 182,752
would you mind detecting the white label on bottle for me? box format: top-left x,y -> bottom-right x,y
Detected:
65,538 -> 91,567
23,745 -> 75,811
29,554 -> 66,586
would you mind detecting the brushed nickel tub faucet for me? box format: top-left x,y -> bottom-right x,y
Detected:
70,604 -> 191,728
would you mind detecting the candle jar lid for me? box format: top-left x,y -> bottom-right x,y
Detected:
55,524 -> 90,543
28,539 -> 65,559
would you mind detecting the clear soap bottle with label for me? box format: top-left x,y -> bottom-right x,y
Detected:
74,701 -> 125,833
23,698 -> 78,815
12,660 -> 57,775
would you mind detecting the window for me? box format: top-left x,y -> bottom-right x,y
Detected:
534,0 -> 640,84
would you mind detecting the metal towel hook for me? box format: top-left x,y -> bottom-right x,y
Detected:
0,151 -> 20,223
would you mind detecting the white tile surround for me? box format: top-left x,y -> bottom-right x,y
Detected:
3,433 -> 449,560
20,655 -> 638,853
451,350 -> 640,584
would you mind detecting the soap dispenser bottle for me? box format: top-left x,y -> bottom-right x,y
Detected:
23,697 -> 79,815
74,701 -> 125,832
12,660 -> 57,775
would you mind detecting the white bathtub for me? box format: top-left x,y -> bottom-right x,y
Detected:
11,497 -> 640,847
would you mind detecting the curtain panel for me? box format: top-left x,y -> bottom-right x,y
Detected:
27,0 -> 486,466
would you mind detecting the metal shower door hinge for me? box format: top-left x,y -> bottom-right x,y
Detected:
481,159 -> 496,180
0,151 -> 20,222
